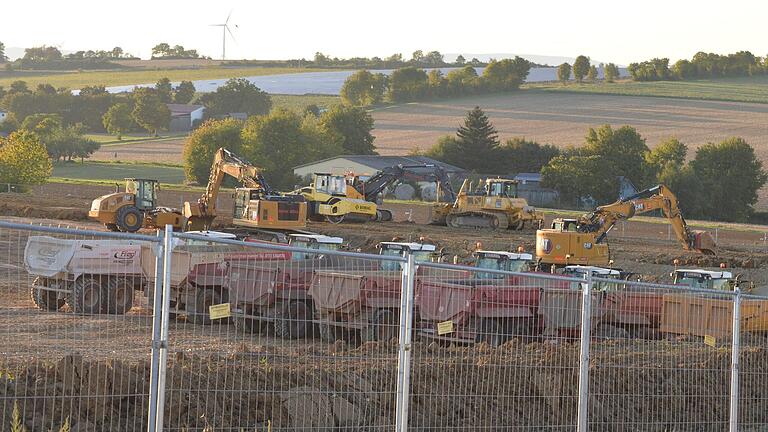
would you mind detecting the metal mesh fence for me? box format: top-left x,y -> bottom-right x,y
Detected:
0,221 -> 160,432
1,220 -> 767,431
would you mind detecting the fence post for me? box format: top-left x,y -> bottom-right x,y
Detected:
147,231 -> 165,432
395,253 -> 416,432
577,272 -> 593,432
729,288 -> 742,432
153,225 -> 175,431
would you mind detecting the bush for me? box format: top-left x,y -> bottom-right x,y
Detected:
182,118 -> 244,184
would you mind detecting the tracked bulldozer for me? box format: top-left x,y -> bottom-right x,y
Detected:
432,178 -> 544,230
88,178 -> 184,232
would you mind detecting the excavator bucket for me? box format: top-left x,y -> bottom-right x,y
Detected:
692,230 -> 717,255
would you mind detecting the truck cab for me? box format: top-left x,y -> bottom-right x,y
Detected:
672,269 -> 735,291
287,234 -> 343,260
563,265 -> 622,290
378,242 -> 437,271
124,178 -> 159,210
473,250 -> 533,280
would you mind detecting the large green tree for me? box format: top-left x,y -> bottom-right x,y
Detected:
542,155 -> 617,206
319,105 -> 376,154
689,137 -> 767,221
387,67 -> 429,102
183,118 -> 244,184
131,88 -> 170,136
340,70 -> 387,106
584,124 -> 651,188
428,106 -> 500,171
102,103 -> 133,140
572,55 -> 591,82
498,138 -> 560,174
240,109 -> 342,189
174,80 -> 196,104
0,41 -> 7,62
0,130 -> 52,185
645,137 -> 687,173
198,78 -> 272,118
557,63 -> 571,84
604,63 -> 620,82
482,57 -> 531,91
155,78 -> 174,103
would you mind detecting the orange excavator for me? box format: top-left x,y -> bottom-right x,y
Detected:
536,184 -> 717,268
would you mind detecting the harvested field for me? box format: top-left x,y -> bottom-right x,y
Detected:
90,137 -> 187,165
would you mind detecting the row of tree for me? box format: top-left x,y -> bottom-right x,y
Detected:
340,57 -> 532,105
628,51 -> 768,81
183,105 -> 376,189
556,56 -> 621,83
425,107 -> 766,222
0,45 -> 137,70
150,43 -> 203,59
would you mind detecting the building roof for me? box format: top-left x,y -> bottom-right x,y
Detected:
293,155 -> 465,174
166,104 -> 205,115
676,269 -> 733,279
514,173 -> 542,182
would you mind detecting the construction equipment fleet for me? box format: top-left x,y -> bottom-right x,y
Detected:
536,184 -> 717,268
432,178 -> 544,230
89,178 -> 185,232
184,148 -> 308,238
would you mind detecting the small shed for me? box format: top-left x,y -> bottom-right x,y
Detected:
514,173 -> 559,208
167,104 -> 205,132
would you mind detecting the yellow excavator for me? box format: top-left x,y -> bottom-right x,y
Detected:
184,148 -> 308,232
431,178 -> 544,230
89,178 -> 184,232
536,184 -> 717,268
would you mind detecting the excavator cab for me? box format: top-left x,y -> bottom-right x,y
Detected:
124,178 -> 158,211
486,179 -> 518,198
314,174 -> 348,197
672,269 -> 736,291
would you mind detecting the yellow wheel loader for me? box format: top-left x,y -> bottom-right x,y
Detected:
89,178 -> 184,232
431,178 -> 543,230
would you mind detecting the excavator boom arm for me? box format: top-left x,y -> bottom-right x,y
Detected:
355,164 -> 457,202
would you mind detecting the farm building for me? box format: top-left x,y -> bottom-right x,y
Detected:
167,104 -> 205,132
513,173 -> 559,207
293,155 -> 465,179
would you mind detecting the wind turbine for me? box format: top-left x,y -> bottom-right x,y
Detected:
210,11 -> 238,61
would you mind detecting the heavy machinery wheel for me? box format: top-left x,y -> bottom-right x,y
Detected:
445,214 -> 460,228
475,318 -> 505,347
188,288 -> 222,325
70,276 -> 106,315
275,301 -> 311,339
325,214 -> 346,224
375,209 -> 393,222
116,206 -> 143,232
104,223 -> 120,232
510,220 -> 525,231
30,278 -> 65,311
106,277 -> 135,315
364,308 -> 398,342
234,306 -> 265,334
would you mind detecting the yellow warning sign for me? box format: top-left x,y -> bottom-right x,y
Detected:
209,303 -> 231,320
437,320 -> 454,335
704,335 -> 717,347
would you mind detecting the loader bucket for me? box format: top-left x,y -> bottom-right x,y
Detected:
692,230 -> 717,255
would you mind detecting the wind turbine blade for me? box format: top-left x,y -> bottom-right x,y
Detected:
225,9 -> 232,24
226,25 -> 237,44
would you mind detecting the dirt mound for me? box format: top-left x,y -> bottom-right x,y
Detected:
0,202 -> 89,222
2,343 -> 766,431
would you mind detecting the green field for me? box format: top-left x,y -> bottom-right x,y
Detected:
0,66 -> 326,90
271,94 -> 341,112
52,161 -> 185,184
525,76 -> 768,104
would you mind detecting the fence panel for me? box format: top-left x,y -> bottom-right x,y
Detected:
157,231 -> 407,431
0,221 -> 161,432
411,261 -> 585,431
737,291 -> 768,431
587,276 -> 737,431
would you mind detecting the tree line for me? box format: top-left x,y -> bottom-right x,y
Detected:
1,45 -> 137,71
628,51 -> 767,81
424,107 -> 766,223
183,104 -> 376,190
340,57 -> 532,105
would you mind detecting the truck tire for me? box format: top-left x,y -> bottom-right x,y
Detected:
188,288 -> 226,325
30,278 -> 65,311
234,305 -> 265,334
364,309 -> 398,342
116,206 -> 143,232
275,301 -> 311,339
106,277 -> 135,315
70,276 -> 107,315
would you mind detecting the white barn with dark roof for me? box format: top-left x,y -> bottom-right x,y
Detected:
293,155 -> 464,179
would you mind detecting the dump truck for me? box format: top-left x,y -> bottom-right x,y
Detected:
536,184 -> 717,268
309,242 -> 439,343
89,178 -> 184,232
227,234 -> 351,338
432,178 -> 543,230
25,235 -> 148,314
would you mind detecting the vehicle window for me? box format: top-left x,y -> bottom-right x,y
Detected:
677,275 -> 708,290
475,257 -> 501,280
380,248 -> 404,271
711,279 -> 731,291
506,260 -> 528,273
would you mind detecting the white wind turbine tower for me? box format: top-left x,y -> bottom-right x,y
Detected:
210,11 -> 238,60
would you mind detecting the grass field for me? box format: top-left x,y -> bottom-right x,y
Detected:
525,76 -> 768,104
52,161 -> 185,184
271,94 -> 341,112
0,66 -> 325,90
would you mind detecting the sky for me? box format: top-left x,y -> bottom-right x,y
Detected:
2,0 -> 766,65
